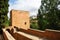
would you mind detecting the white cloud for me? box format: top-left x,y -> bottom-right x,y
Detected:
8,0 -> 41,18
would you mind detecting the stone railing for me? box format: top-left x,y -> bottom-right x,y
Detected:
3,27 -> 60,40
15,27 -> 60,40
6,28 -> 31,40
45,29 -> 60,40
3,29 -> 15,40
29,29 -> 60,40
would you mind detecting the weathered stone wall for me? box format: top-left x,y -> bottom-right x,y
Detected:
17,28 -> 60,40
10,10 -> 30,30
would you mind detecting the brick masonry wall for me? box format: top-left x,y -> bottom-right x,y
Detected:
10,10 -> 30,30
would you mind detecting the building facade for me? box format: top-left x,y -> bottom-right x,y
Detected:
10,10 -> 30,30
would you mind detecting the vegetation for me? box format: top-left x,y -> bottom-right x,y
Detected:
0,0 -> 9,31
37,0 -> 60,30
30,17 -> 39,29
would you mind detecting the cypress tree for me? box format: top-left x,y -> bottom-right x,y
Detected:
0,0 -> 9,32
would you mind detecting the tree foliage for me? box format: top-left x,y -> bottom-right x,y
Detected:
30,17 -> 39,29
37,0 -> 60,30
0,0 -> 9,29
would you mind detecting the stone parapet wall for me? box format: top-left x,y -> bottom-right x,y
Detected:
16,28 -> 60,40
3,27 -> 60,40
2,29 -> 15,40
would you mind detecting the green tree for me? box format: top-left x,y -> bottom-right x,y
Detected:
37,0 -> 60,30
30,16 -> 39,29
0,0 -> 9,31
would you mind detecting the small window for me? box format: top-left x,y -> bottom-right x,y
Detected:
25,22 -> 27,25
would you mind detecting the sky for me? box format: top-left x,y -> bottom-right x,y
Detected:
8,0 -> 41,18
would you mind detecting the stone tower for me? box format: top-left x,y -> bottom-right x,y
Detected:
10,10 -> 30,30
